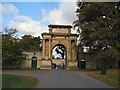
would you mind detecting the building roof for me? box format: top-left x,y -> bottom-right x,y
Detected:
48,24 -> 72,28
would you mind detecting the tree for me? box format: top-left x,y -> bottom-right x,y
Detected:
19,35 -> 42,51
20,35 -> 32,51
55,45 -> 66,59
2,28 -> 26,68
31,36 -> 42,51
73,2 -> 120,74
0,33 -> 2,69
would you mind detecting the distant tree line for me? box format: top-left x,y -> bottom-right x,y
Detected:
20,35 -> 42,52
2,28 -> 42,68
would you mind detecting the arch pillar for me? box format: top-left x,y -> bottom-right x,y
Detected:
42,39 -> 45,59
49,39 -> 51,59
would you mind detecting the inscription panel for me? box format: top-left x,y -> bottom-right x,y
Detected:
52,28 -> 69,33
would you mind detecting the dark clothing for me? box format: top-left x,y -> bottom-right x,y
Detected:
62,63 -> 65,69
52,63 -> 56,69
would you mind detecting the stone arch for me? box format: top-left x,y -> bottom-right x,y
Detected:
41,25 -> 78,69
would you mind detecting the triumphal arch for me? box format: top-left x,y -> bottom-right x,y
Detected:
40,25 -> 78,69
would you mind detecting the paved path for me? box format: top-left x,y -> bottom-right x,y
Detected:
3,70 -> 113,88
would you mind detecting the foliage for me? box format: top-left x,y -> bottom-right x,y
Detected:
2,28 -> 26,68
0,34 -> 2,68
19,35 -> 42,52
2,28 -> 43,68
54,45 -> 66,59
73,2 -> 120,61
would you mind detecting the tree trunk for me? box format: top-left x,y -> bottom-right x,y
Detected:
101,59 -> 107,75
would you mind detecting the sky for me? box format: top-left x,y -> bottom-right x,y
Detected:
1,1 -> 77,38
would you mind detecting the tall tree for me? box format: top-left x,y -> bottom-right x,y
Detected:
73,2 -> 120,74
2,28 -> 26,68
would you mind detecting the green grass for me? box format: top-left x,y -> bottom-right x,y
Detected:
17,68 -> 51,71
3,68 -> 51,71
19,68 -> 41,70
2,74 -> 38,88
86,69 -> 119,88
0,74 -> 2,89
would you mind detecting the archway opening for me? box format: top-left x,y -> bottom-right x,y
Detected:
51,44 -> 67,69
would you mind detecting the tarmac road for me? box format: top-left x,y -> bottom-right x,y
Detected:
3,69 -> 114,88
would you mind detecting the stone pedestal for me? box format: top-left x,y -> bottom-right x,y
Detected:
67,61 -> 78,70
20,59 -> 31,68
40,59 -> 52,70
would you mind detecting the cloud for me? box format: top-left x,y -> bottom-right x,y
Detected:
42,1 -> 77,25
9,15 -> 48,37
1,3 -> 19,31
2,2 -> 77,37
1,4 -> 48,37
0,3 -> 19,15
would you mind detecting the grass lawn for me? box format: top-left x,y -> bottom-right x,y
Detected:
2,74 -> 38,88
3,68 -> 51,71
0,74 -> 2,89
86,69 -> 119,88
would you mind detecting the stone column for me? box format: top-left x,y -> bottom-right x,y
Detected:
66,40 -> 71,68
67,43 -> 70,61
42,39 -> 45,59
71,40 -> 76,61
71,40 -> 73,61
49,39 -> 51,59
73,40 -> 77,61
74,40 -> 77,61
69,40 -> 72,60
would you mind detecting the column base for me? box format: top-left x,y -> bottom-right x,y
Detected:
39,59 -> 52,70
67,61 -> 79,70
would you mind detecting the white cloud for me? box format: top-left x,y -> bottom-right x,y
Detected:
1,4 -> 48,38
42,1 -> 77,25
0,3 -> 19,15
1,3 -> 19,31
2,2 -> 77,37
9,15 -> 48,37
